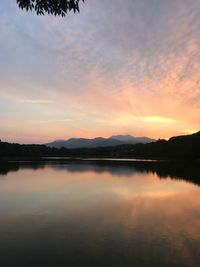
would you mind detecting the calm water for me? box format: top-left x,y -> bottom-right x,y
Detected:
0,160 -> 199,267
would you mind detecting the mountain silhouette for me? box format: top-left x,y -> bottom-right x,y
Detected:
46,135 -> 155,149
0,131 -> 200,159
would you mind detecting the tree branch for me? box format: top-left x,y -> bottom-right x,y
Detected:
17,0 -> 85,16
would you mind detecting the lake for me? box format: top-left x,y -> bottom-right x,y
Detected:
0,160 -> 199,267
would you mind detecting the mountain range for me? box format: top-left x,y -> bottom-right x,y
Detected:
1,131 -> 200,159
46,135 -> 155,149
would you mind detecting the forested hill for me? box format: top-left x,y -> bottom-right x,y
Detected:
0,131 -> 200,159
131,131 -> 200,159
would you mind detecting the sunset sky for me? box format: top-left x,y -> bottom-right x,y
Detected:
0,0 -> 200,144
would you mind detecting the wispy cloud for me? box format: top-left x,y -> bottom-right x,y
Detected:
18,98 -> 54,104
141,116 -> 178,124
0,0 -> 200,142
34,118 -> 73,124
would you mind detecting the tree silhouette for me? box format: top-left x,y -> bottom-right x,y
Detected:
17,0 -> 85,16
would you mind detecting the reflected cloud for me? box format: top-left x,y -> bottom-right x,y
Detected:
0,157 -> 199,266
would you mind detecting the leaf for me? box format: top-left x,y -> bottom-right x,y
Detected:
16,0 -> 85,16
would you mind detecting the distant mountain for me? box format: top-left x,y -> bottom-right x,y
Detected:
46,135 -> 155,149
110,135 -> 155,144
0,131 -> 200,160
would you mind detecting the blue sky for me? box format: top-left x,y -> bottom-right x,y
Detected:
0,0 -> 200,143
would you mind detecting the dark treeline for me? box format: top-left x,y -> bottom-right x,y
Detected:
0,131 -> 200,159
130,131 -> 200,159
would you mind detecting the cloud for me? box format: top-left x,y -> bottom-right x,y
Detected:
141,116 -> 178,124
34,118 -> 73,124
0,0 -> 200,142
18,98 -> 55,104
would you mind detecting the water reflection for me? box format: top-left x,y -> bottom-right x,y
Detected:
0,160 -> 199,267
0,159 -> 200,186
